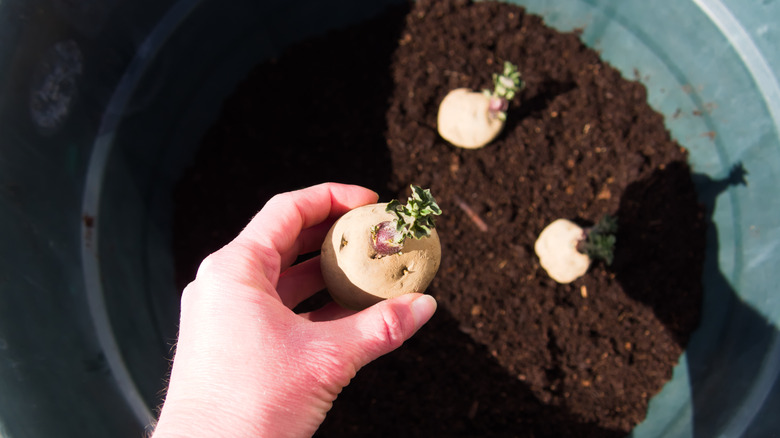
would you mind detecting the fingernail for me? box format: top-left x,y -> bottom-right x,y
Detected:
411,294 -> 437,331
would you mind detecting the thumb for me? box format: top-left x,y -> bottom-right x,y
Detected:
329,294 -> 437,370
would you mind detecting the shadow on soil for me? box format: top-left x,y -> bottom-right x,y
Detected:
317,302 -> 626,437
613,161 -> 706,347
172,4 -> 406,289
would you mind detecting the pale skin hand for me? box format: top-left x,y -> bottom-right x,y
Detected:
152,183 -> 438,438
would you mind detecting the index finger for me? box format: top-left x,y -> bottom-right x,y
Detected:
235,182 -> 378,280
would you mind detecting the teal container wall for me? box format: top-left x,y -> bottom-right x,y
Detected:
1,0 -> 778,436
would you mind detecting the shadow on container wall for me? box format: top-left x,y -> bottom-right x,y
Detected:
687,165 -> 780,437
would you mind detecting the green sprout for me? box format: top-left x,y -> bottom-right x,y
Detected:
371,185 -> 442,257
483,61 -> 524,121
577,215 -> 618,265
386,185 -> 442,241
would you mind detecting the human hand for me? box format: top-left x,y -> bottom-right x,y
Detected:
152,183 -> 438,438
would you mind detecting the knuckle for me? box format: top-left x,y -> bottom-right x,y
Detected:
179,279 -> 200,308
195,251 -> 222,281
193,248 -> 240,286
375,305 -> 409,350
265,192 -> 293,210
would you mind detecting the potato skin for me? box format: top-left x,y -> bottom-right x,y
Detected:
320,203 -> 441,310
437,88 -> 505,149
534,218 -> 591,284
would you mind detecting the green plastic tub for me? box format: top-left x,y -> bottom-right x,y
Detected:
1,0 -> 778,436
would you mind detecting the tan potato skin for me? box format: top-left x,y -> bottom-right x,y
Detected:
321,203 -> 441,310
534,218 -> 591,284
437,88 -> 505,149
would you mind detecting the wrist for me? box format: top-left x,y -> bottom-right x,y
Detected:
152,376 -> 330,438
152,398 -> 262,438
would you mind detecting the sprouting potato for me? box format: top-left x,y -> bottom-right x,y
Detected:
535,216 -> 617,284
437,61 -> 523,149
321,186 -> 442,310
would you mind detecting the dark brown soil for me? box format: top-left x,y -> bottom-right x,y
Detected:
172,1 -> 705,436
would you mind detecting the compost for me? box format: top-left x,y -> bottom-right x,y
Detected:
172,1 -> 705,436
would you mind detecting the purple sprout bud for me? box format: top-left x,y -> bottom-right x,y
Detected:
371,221 -> 404,257
488,96 -> 509,114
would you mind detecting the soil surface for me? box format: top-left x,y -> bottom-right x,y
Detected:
172,1 -> 706,436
